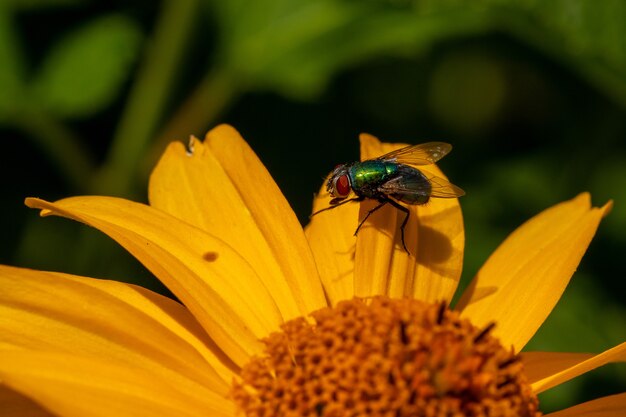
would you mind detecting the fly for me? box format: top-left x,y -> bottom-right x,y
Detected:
311,142 -> 464,254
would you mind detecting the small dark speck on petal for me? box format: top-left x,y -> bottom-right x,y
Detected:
203,252 -> 219,261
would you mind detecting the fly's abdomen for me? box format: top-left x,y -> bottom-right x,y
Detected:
349,161 -> 398,197
389,165 -> 431,205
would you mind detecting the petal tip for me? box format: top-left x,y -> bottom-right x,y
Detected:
573,192 -> 591,207
24,198 -> 56,217
359,132 -> 381,147
601,200 -> 614,218
205,124 -> 239,141
573,192 -> 612,217
24,197 -> 39,208
163,140 -> 187,155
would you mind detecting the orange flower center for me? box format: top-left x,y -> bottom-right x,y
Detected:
231,297 -> 541,417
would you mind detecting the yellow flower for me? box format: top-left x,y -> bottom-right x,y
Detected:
0,124 -> 624,416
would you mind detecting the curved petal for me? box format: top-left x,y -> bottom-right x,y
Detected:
204,125 -> 327,314
305,179 -> 357,305
530,342 -> 626,394
0,351 -> 234,417
458,193 -> 612,351
354,134 -> 464,302
0,385 -> 56,417
25,196 -> 281,366
544,393 -> 626,417
0,265 -> 234,395
149,135 -> 302,321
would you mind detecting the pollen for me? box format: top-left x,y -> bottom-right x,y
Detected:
231,297 -> 541,417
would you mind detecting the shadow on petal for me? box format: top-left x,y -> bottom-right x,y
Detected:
416,224 -> 452,264
0,385 -> 55,417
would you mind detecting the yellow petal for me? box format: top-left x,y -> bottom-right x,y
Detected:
305,178 -> 357,305
204,125 -> 327,314
544,393 -> 626,417
354,134 -> 464,302
149,135 -> 302,321
458,193 -> 611,351
0,264 -> 234,395
530,342 -> 626,394
0,351 -> 234,417
25,196 -> 281,366
521,351 -> 593,386
0,385 -> 56,417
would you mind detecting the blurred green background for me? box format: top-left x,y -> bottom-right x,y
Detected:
1,0 -> 624,412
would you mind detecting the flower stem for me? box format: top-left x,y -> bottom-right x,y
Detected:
96,0 -> 200,197
140,67 -> 238,180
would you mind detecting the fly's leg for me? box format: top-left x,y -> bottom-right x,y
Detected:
385,198 -> 411,255
354,201 -> 387,236
310,197 -> 363,217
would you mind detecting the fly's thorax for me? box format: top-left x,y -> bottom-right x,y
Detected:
348,161 -> 399,195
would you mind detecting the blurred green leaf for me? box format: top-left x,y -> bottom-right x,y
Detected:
489,156 -> 560,212
30,14 -> 143,118
489,0 -> 626,107
208,0 -> 492,99
206,0 -> 626,105
0,4 -> 25,122
429,52 -> 507,134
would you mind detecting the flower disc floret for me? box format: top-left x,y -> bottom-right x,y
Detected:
232,297 -> 541,417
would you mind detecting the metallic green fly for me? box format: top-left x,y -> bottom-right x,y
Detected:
311,142 -> 464,253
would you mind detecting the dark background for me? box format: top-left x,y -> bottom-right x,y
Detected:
1,1 -> 624,412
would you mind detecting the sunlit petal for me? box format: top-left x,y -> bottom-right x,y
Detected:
458,193 -> 612,351
25,196 -> 281,366
8,120 -> 620,417
531,342 -> 626,394
204,125 -> 327,314
0,265 -> 234,394
354,134 -> 464,302
149,134 -> 302,321
544,393 -> 626,417
0,351 -> 234,417
305,180 -> 357,305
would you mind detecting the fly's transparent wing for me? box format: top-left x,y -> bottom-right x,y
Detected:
375,142 -> 452,166
379,171 -> 464,199
378,174 -> 430,196
427,175 -> 465,198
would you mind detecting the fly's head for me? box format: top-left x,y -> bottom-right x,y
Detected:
326,164 -> 352,204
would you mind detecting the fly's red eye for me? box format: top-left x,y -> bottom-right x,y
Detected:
333,174 -> 351,197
